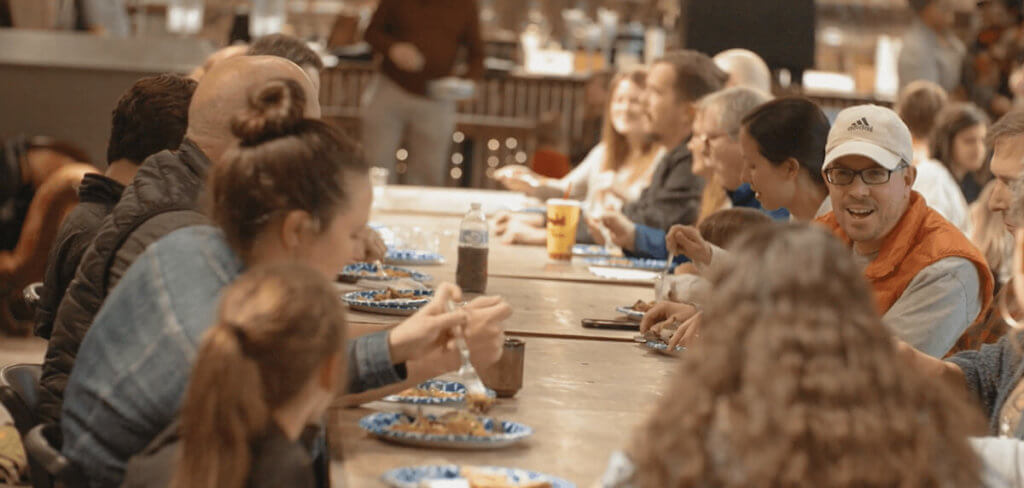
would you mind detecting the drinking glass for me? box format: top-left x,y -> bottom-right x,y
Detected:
250,0 -> 286,37
370,167 -> 390,209
167,0 -> 203,34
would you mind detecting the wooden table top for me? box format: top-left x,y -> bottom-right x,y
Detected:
345,276 -> 652,341
329,336 -> 679,487
368,214 -> 658,288
332,197 -> 678,487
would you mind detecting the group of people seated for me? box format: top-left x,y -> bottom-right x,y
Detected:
497,46 -> 1024,486
3,30 -> 1024,488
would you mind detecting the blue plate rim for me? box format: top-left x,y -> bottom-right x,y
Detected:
342,289 -> 433,309
582,256 -> 665,270
380,464 -> 575,488
385,249 -> 447,264
615,305 -> 645,320
382,379 -> 468,405
359,412 -> 533,444
340,263 -> 432,282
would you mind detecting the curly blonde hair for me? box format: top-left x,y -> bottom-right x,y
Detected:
628,223 -> 985,488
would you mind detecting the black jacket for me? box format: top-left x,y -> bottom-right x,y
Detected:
36,139 -> 212,425
622,140 -> 704,230
34,174 -> 125,339
120,420 -> 325,488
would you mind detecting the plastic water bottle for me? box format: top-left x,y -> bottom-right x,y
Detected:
456,203 -> 488,293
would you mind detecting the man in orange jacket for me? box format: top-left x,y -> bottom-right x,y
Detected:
651,104 -> 995,357
816,104 -> 993,357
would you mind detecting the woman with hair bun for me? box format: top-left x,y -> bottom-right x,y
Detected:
62,78 -> 512,487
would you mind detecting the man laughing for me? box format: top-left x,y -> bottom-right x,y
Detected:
817,105 -> 994,357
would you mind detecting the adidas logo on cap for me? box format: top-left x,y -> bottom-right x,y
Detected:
848,117 -> 873,132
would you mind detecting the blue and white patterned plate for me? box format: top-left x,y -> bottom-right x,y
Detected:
360,412 -> 532,449
644,341 -> 685,357
343,289 -> 433,316
382,379 -> 495,405
339,263 -> 432,283
386,249 -> 446,266
583,256 -> 666,271
382,465 -> 575,488
615,305 -> 645,321
572,244 -> 618,258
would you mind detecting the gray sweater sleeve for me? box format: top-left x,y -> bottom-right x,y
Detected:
948,336 -> 1024,429
881,257 -> 981,358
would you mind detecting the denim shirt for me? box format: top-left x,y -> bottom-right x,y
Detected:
61,226 -> 403,487
630,184 -> 789,260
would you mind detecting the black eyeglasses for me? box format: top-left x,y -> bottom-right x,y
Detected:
824,163 -> 908,186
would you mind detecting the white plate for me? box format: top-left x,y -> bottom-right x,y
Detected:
588,266 -> 658,282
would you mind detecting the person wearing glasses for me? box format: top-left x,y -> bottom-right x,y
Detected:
582,51 -> 727,258
653,105 -> 993,358
590,87 -> 787,260
815,105 -> 992,357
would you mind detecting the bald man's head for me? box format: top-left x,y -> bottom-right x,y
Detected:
188,44 -> 249,81
714,49 -> 773,95
185,55 -> 320,162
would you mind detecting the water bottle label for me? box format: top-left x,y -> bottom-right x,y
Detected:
460,229 -> 488,246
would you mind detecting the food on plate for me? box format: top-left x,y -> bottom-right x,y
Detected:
631,300 -> 654,312
465,392 -> 496,413
395,385 -> 463,400
371,288 -> 420,301
388,411 -> 494,437
461,468 -> 553,488
604,257 -> 633,267
359,266 -> 412,278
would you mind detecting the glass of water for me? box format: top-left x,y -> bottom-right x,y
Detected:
370,167 -> 390,209
167,0 -> 204,35
250,0 -> 287,37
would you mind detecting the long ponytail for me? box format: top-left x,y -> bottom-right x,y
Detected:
171,325 -> 269,488
171,262 -> 347,488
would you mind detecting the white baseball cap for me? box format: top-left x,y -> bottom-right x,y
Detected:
823,105 -> 914,171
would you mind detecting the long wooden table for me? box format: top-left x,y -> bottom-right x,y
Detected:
369,213 -> 658,288
331,187 -> 674,487
345,276 -> 652,341
330,337 -> 678,487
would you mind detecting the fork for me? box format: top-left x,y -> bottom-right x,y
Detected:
655,253 -> 674,301
445,300 -> 489,398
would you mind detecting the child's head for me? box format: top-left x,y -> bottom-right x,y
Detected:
697,207 -> 773,250
173,262 -> 347,488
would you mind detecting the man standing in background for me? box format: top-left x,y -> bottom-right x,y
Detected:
362,0 -> 485,186
898,0 -> 965,92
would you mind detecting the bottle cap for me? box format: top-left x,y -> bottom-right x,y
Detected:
470,202 -> 482,210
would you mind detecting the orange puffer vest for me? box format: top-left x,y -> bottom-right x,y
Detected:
816,192 -> 994,333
